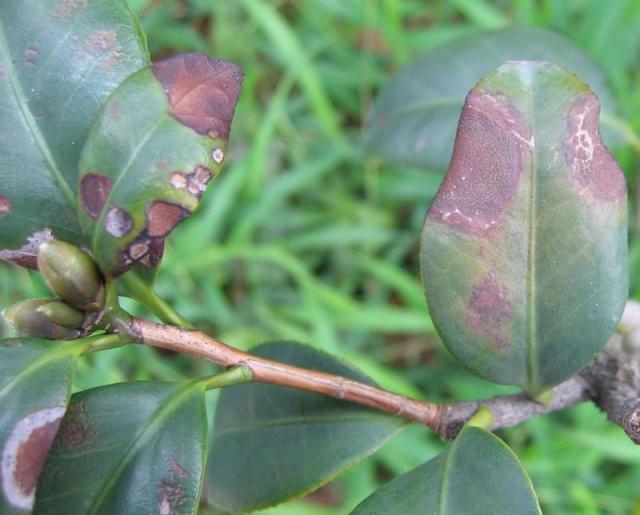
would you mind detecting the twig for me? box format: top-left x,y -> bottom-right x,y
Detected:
114,306 -> 640,444
126,317 -> 444,429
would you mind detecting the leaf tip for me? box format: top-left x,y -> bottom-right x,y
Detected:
152,52 -> 244,139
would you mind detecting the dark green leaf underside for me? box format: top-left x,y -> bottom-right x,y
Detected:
207,341 -> 404,514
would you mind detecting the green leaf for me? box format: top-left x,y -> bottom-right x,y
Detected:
351,426 -> 541,515
366,27 -> 621,171
0,0 -> 148,268
0,339 -> 83,514
207,341 -> 404,513
35,381 -> 208,515
77,53 -> 243,278
421,61 -> 627,393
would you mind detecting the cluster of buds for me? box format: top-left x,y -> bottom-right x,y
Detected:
2,241 -> 105,340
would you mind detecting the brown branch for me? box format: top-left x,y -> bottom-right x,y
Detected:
120,304 -> 640,444
126,318 -> 444,429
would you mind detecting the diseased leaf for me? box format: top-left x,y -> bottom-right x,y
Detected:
366,27 -> 621,171
35,381 -> 208,515
0,0 -> 149,268
207,341 -> 404,514
0,339 -> 83,514
351,426 -> 541,515
77,53 -> 243,278
421,61 -> 627,393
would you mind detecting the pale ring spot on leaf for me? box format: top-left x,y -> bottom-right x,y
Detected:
1,406 -> 65,511
104,205 -> 133,238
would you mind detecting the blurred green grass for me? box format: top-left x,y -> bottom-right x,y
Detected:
2,0 -> 640,513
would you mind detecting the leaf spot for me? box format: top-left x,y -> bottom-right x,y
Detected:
563,94 -> 626,202
152,53 -> 243,138
56,0 -> 88,18
1,406 -> 65,510
24,47 -> 39,67
428,91 -> 527,235
212,148 -> 224,164
56,402 -> 92,448
0,196 -> 11,215
170,166 -> 212,198
84,30 -> 122,69
147,201 -> 189,238
104,205 -> 133,237
465,271 -> 512,349
80,173 -> 112,220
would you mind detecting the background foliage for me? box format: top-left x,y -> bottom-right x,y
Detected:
1,1 -> 639,513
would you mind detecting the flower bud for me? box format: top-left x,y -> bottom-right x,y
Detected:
2,299 -> 84,340
37,241 -> 104,311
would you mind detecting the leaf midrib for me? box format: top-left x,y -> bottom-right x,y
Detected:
526,80 -> 538,391
0,18 -> 75,207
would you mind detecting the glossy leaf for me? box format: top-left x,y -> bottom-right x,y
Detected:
421,61 -> 627,393
351,426 -> 541,515
366,27 -> 621,171
77,53 -> 243,278
0,339 -> 83,514
207,341 -> 404,513
0,0 -> 148,268
35,381 -> 208,515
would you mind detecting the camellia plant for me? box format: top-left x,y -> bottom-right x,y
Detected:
0,3 -> 637,515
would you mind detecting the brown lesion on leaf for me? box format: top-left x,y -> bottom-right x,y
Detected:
56,0 -> 88,19
104,205 -> 133,238
1,406 -> 65,511
152,53 -> 243,139
147,201 -> 189,238
56,402 -> 93,448
81,173 -> 112,220
428,90 -> 530,236
170,165 -> 213,199
115,199 -> 191,275
24,47 -> 39,68
0,228 -> 54,269
0,196 -> 11,215
123,233 -> 165,271
563,94 -> 626,202
84,30 -> 122,69
158,458 -> 190,515
465,271 -> 513,349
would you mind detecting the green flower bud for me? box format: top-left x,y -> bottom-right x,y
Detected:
38,301 -> 85,328
38,241 -> 104,311
2,299 -> 84,340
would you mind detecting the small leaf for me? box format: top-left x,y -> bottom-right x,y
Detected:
207,341 -> 404,514
351,426 -> 541,515
77,53 -> 243,278
35,381 -> 208,515
0,339 -> 83,514
421,61 -> 627,393
0,0 -> 149,268
366,27 -> 621,171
